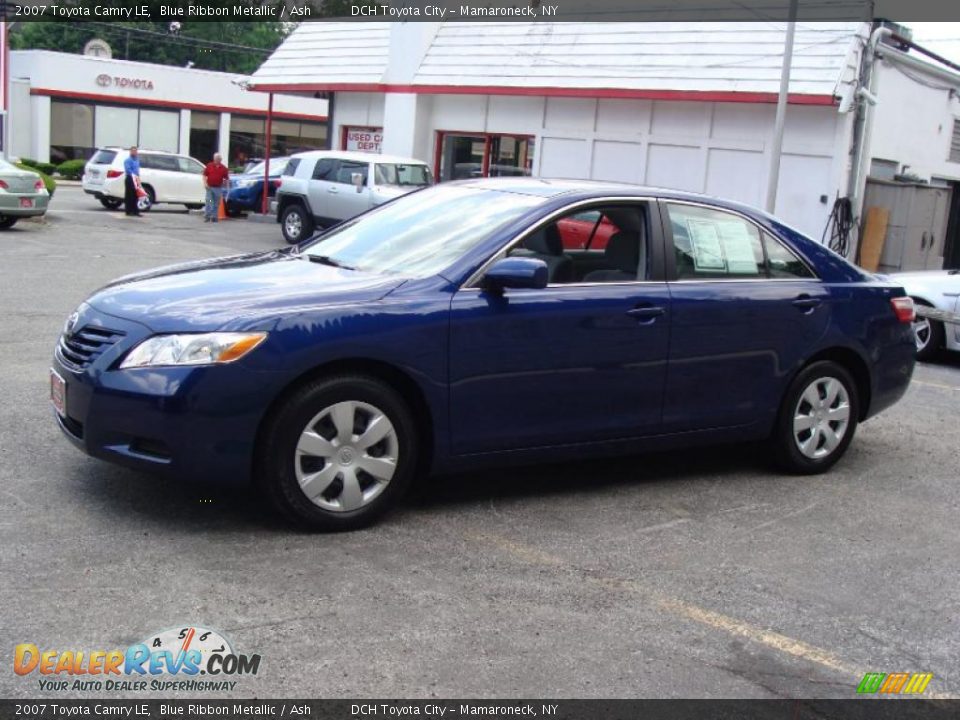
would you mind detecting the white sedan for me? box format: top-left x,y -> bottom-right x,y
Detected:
889,270 -> 960,360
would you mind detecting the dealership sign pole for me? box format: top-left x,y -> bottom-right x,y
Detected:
765,0 -> 798,213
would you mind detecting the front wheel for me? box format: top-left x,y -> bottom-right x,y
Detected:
772,361 -> 859,474
255,375 -> 419,531
280,203 -> 313,244
0,215 -> 18,229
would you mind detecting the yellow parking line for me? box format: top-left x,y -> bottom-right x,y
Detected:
912,379 -> 960,391
467,531 -> 957,698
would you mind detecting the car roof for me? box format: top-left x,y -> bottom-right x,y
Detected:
451,177 -> 776,222
290,150 -> 428,165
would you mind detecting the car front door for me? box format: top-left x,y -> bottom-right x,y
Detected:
448,201 -> 671,455
661,200 -> 831,432
177,156 -> 206,204
327,160 -> 372,221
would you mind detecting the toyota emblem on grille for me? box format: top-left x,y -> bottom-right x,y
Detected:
64,311 -> 79,336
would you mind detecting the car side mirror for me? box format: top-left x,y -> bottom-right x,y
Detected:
482,257 -> 549,292
352,172 -> 365,192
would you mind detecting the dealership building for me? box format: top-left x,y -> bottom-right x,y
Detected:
7,50 -> 329,167
250,22 -> 960,268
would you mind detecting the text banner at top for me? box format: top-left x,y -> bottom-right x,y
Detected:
4,0 -> 960,23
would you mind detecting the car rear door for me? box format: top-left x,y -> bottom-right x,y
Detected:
660,200 -> 831,432
448,200 -> 671,454
305,157 -> 336,220
140,154 -> 180,202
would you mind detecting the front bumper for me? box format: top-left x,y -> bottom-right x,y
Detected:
52,308 -> 280,486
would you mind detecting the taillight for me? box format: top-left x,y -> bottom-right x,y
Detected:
891,296 -> 915,323
271,179 -> 282,188
0,180 -> 7,190
35,179 -> 45,192
106,169 -> 123,178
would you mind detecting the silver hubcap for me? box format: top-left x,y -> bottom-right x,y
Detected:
793,377 -> 851,460
285,212 -> 302,239
138,195 -> 151,211
912,317 -> 931,351
294,400 -> 398,513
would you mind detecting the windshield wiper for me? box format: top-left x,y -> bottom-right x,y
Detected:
305,254 -> 357,270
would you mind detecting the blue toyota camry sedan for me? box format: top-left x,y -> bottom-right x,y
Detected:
51,179 -> 916,530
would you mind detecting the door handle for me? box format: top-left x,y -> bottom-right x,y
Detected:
792,296 -> 822,313
626,305 -> 665,322
328,187 -> 339,194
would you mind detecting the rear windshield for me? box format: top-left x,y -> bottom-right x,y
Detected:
90,149 -> 118,165
374,163 -> 432,187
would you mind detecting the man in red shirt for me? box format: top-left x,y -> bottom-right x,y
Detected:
202,153 -> 230,223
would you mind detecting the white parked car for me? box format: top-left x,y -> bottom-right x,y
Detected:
275,150 -> 433,243
82,147 -> 207,213
889,270 -> 960,360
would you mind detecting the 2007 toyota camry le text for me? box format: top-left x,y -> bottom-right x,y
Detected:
51,179 -> 916,530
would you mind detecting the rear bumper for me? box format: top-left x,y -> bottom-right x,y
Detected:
0,193 -> 49,217
865,325 -> 916,420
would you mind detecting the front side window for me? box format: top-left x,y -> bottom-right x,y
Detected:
334,160 -> 369,185
301,185 -> 542,278
666,203 -> 764,280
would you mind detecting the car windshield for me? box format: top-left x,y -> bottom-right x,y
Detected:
246,158 -> 289,177
374,163 -> 432,187
301,185 -> 543,278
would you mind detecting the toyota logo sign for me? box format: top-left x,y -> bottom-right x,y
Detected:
96,74 -> 111,87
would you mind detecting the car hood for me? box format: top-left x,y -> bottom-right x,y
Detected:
85,251 -> 406,332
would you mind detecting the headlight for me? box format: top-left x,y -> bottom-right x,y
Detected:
119,332 -> 267,369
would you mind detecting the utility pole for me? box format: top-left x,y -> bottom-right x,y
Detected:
765,0 -> 798,213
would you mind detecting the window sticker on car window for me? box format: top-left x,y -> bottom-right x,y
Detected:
686,219 -> 726,270
685,218 -> 760,275
716,221 -> 760,275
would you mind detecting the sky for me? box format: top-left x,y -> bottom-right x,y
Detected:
903,22 -> 960,64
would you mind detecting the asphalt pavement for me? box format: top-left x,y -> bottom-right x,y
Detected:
1,186 -> 959,700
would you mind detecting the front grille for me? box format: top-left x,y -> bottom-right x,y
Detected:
57,325 -> 125,370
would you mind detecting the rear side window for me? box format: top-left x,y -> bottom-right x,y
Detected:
667,203 -> 764,279
312,158 -> 336,180
90,149 -> 117,165
140,154 -> 179,172
283,158 -> 301,177
765,233 -> 815,278
177,157 -> 203,174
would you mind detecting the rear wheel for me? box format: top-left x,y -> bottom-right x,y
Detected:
99,197 -> 122,210
255,375 -> 418,531
280,203 -> 313,244
0,215 -> 18,229
772,361 -> 859,474
911,300 -> 944,361
137,186 -> 155,213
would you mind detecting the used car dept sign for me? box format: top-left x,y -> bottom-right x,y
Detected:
346,129 -> 382,154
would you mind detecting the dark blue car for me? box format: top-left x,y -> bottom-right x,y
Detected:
51,179 -> 916,530
225,157 -> 290,216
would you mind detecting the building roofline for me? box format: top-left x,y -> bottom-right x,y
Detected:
247,81 -> 837,106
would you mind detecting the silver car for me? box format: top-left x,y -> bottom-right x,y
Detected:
889,270 -> 960,360
275,150 -> 432,244
0,158 -> 50,229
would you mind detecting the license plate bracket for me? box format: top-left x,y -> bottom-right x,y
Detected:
50,369 -> 66,418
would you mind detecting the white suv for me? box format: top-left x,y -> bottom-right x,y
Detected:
275,150 -> 432,243
82,148 -> 207,212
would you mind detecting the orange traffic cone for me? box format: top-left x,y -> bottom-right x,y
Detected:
217,196 -> 228,221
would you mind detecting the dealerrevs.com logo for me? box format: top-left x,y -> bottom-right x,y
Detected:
14,626 -> 261,693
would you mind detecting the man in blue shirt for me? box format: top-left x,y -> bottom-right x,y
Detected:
123,146 -> 141,217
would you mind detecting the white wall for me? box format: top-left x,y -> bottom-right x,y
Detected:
330,89 -> 852,238
869,58 -> 960,183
